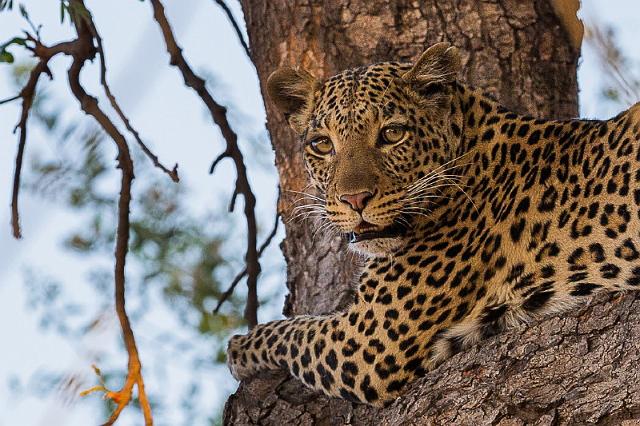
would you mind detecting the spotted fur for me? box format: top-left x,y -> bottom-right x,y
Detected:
227,42 -> 640,406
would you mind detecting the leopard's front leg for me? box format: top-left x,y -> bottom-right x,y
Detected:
226,309 -> 417,406
226,316 -> 322,382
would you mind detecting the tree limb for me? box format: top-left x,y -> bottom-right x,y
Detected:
224,292 -> 640,425
84,16 -> 179,183
65,2 -> 152,424
8,37 -> 76,238
68,59 -> 147,426
214,210 -> 280,314
4,2 -> 160,423
212,0 -> 251,58
149,0 -> 261,328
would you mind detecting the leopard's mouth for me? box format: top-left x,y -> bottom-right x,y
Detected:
348,221 -> 407,243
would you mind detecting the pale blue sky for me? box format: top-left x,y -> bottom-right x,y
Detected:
0,1 -> 638,425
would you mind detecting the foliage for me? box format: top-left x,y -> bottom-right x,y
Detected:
0,36 -> 25,63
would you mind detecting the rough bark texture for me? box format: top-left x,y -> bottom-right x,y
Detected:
220,1 -> 639,424
224,292 -> 640,425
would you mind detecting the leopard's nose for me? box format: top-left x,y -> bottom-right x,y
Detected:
339,191 -> 374,212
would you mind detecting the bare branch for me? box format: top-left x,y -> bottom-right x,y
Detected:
6,37 -> 83,238
212,0 -> 251,58
5,2 -> 156,423
0,94 -> 20,105
214,210 -> 281,314
84,16 -> 179,183
209,149 -> 231,173
150,0 -> 261,328
229,187 -> 239,213
10,54 -> 53,238
64,2 -> 153,423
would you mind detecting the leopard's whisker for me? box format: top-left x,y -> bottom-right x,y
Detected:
403,183 -> 460,201
393,215 -> 412,229
312,219 -> 338,241
288,207 -> 327,223
410,170 -> 466,186
285,189 -> 326,203
407,174 -> 467,194
408,153 -> 473,187
292,203 -> 326,213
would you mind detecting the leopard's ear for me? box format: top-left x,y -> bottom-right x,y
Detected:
402,42 -> 462,87
267,67 -> 319,134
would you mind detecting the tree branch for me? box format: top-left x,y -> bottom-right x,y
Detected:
65,2 -> 152,423
10,60 -> 46,239
212,0 -> 251,58
4,2 -> 157,423
224,292 -> 640,424
209,149 -> 230,173
0,94 -> 21,105
214,210 -> 280,314
85,17 -> 180,183
8,38 -> 66,238
149,0 -> 261,328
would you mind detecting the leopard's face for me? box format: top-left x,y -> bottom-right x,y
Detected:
268,44 -> 463,256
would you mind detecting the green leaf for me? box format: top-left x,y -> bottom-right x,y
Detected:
0,50 -> 14,63
0,37 -> 27,64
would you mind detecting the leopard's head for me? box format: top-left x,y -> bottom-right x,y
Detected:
268,43 -> 463,256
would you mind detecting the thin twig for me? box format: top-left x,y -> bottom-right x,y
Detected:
10,57 -> 52,238
214,210 -> 281,314
7,37 -> 80,238
212,0 -> 251,58
84,18 -> 179,183
209,149 -> 230,173
0,94 -> 21,105
585,21 -> 640,104
150,0 -> 261,328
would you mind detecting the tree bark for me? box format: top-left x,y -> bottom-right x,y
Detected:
221,1 -> 638,424
224,292 -> 640,425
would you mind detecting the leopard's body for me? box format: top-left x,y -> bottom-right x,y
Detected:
227,43 -> 640,406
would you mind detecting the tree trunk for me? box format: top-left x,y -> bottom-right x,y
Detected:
242,0 -> 579,316
222,1 -> 638,424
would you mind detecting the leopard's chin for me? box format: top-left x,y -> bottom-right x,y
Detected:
344,220 -> 408,256
348,236 -> 405,256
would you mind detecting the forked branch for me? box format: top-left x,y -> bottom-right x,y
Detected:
214,210 -> 280,314
65,3 -> 152,423
7,38 -> 75,238
2,1 -> 170,423
150,0 -> 262,328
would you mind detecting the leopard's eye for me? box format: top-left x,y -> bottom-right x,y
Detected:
380,125 -> 407,145
306,137 -> 334,156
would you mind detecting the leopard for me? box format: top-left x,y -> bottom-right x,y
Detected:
227,42 -> 640,407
